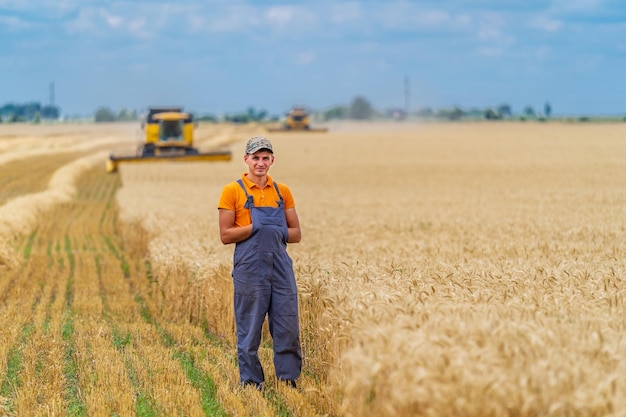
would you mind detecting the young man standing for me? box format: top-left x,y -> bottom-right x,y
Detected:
217,136 -> 302,389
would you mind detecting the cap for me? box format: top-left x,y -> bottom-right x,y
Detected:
245,136 -> 273,154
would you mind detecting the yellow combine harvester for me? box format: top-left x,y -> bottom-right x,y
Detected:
267,107 -> 328,132
106,107 -> 232,173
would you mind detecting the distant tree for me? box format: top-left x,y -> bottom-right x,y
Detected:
196,113 -> 218,122
436,107 -> 464,121
1,103 -> 17,118
19,102 -> 41,120
225,113 -> 249,124
33,112 -> 41,124
0,102 -> 40,120
322,106 -> 348,121
117,108 -> 128,121
450,107 -> 464,120
497,104 -> 512,118
415,107 -> 433,118
41,105 -> 60,119
114,108 -> 138,121
523,105 -> 536,118
544,101 -> 552,118
349,96 -> 374,120
484,108 -> 502,120
0,102 -> 58,121
94,107 -> 116,122
246,107 -> 257,121
465,108 -> 484,119
245,107 -> 268,121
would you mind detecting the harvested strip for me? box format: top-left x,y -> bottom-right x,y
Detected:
0,151 -> 108,267
12,239 -> 67,415
0,234 -> 68,414
0,136 -> 125,167
0,153 -> 81,206
158,321 -> 276,417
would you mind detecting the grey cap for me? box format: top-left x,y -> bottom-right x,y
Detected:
245,136 -> 273,154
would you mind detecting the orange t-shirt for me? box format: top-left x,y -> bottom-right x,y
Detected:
217,174 -> 295,227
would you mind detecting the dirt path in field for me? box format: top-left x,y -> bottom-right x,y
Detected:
0,133 -> 324,416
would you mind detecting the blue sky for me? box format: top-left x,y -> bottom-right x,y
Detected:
1,0 -> 625,116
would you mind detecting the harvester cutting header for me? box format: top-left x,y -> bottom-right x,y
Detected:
106,107 -> 232,173
267,107 -> 328,132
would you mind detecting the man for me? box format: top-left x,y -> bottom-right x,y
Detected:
217,136 -> 302,390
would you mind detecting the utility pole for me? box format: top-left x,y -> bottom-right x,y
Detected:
404,76 -> 410,115
50,81 -> 55,107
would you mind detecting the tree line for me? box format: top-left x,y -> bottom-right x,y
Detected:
237,97 -> 556,122
84,99 -> 626,124
4,98 -> 624,124
420,101 -> 553,122
0,102 -> 61,123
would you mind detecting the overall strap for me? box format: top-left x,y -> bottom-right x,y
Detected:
236,179 -> 255,209
273,182 -> 285,208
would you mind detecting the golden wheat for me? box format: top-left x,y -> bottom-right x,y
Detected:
114,122 -> 626,416
3,121 -> 626,416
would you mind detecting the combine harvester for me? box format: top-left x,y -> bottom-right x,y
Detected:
106,107 -> 232,173
267,107 -> 328,132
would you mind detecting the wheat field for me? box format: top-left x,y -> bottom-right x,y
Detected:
1,120 -> 626,416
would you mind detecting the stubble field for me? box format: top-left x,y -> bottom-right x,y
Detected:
1,120 -> 626,416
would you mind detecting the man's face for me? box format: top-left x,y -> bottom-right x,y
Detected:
244,150 -> 274,178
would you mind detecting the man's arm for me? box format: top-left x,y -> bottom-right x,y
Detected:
285,207 -> 301,243
218,209 -> 253,244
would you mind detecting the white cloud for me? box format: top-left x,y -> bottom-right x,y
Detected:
454,14 -> 473,28
297,52 -> 316,66
65,8 -> 98,34
330,2 -> 362,24
534,46 -> 551,59
265,5 -> 318,31
65,6 -> 153,39
367,2 -> 475,34
204,6 -> 259,33
186,14 -> 204,31
475,13 -> 515,51
266,6 -> 295,28
100,10 -> 123,28
0,0 -> 75,11
477,46 -> 503,57
125,17 -> 150,39
421,10 -> 455,26
476,13 -> 506,41
529,15 -> 563,32
477,26 -> 502,42
183,3 -> 320,35
0,15 -> 31,31
550,0 -> 605,12
181,4 -> 264,33
378,6 -> 452,30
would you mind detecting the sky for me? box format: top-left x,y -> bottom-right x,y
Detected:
1,0 -> 626,117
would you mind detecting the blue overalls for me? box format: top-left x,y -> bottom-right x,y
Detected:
233,179 -> 302,385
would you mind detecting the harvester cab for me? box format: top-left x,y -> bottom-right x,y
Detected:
106,107 -> 232,173
141,108 -> 195,156
285,107 -> 308,130
267,107 -> 328,132
158,116 -> 183,141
